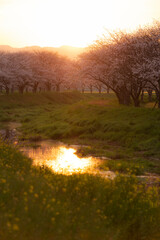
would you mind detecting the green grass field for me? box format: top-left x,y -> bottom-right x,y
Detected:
0,92 -> 160,239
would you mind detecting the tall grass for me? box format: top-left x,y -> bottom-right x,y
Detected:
0,141 -> 160,240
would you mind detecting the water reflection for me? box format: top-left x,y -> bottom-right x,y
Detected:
0,123 -> 116,178
21,141 -> 100,175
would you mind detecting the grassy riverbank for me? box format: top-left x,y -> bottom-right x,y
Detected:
0,91 -> 159,175
0,141 -> 160,240
0,92 -> 160,239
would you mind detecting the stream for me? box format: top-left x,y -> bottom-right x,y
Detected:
0,122 -> 159,183
0,122 -> 116,178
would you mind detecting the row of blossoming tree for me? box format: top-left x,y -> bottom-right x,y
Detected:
0,50 -> 77,94
78,22 -> 160,107
1,22 -> 160,107
0,49 -> 107,95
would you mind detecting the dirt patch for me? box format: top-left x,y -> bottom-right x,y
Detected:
88,100 -> 109,106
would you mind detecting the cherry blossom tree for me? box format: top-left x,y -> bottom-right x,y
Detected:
33,50 -> 70,92
0,51 -> 12,94
79,23 -> 160,106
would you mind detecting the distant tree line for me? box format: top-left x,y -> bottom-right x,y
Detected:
1,22 -> 160,107
0,50 -> 74,94
0,49 -> 108,95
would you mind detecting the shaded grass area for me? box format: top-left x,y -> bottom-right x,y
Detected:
0,92 -> 160,174
0,91 -> 84,108
0,141 -> 160,240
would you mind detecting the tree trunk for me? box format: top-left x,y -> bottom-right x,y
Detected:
89,85 -> 93,93
18,86 -> 25,94
5,86 -> 10,95
11,86 -> 14,93
116,92 -> 125,105
133,98 -> 140,107
116,91 -> 131,106
45,83 -> 52,91
98,86 -> 102,94
147,90 -> 153,102
32,83 -> 39,93
56,84 -> 60,92
141,90 -> 144,102
155,91 -> 160,108
124,92 -> 131,105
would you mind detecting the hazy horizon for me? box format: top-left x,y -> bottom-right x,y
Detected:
0,44 -> 85,49
0,44 -> 85,58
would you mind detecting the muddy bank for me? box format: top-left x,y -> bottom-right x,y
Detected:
0,122 -> 21,143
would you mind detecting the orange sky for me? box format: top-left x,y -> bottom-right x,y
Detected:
0,0 -> 160,48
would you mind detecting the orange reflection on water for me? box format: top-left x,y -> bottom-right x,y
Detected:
48,147 -> 94,174
22,141 -> 98,175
